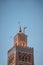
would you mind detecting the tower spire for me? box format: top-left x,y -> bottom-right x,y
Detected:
18,21 -> 22,32
19,26 -> 22,32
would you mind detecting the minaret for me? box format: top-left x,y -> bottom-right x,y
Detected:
8,27 -> 34,65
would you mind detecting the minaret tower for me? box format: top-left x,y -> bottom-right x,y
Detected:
8,27 -> 34,65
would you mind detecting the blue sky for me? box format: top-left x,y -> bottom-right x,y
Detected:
0,0 -> 43,65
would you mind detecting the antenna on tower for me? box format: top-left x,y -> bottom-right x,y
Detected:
23,27 -> 27,33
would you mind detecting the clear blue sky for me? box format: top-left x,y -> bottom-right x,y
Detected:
0,0 -> 43,65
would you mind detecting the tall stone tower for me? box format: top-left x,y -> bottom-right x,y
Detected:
8,27 -> 34,65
